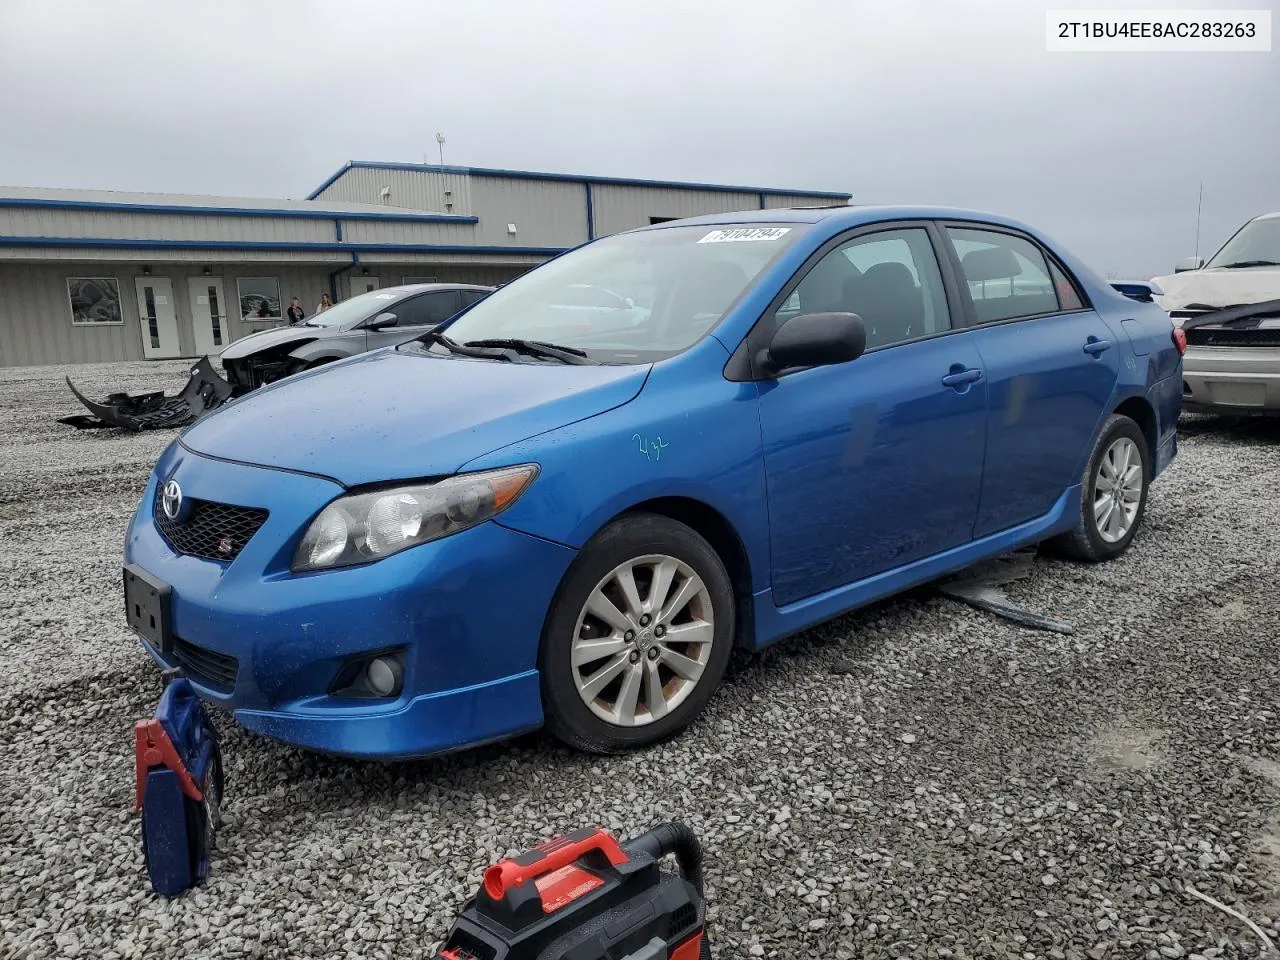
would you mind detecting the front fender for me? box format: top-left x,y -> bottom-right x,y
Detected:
460,346 -> 772,593
288,338 -> 362,365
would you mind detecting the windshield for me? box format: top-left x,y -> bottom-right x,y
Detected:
439,224 -> 804,362
1207,216 -> 1280,268
303,289 -> 406,328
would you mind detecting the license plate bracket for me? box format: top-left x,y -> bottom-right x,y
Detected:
124,564 -> 173,653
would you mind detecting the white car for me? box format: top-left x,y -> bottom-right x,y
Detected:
1151,211 -> 1280,414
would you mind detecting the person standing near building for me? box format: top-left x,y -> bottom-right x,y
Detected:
316,293 -> 333,314
286,297 -> 305,324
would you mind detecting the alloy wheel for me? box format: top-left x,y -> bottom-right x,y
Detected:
1093,436 -> 1143,543
570,554 -> 715,727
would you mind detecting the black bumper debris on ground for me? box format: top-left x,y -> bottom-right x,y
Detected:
59,357 -> 236,432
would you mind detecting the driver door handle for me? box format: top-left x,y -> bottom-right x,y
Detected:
941,367 -> 983,388
1083,337 -> 1113,356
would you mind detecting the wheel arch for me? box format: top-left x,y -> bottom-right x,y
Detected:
1112,394 -> 1157,473
607,496 -> 757,650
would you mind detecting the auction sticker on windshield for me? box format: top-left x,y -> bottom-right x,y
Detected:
698,227 -> 792,243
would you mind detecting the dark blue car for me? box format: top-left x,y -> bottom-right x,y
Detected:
124,206 -> 1183,759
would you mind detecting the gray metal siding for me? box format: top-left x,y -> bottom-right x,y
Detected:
0,246 -> 349,263
356,251 -> 549,267
0,208 -> 335,244
590,185 -> 758,237
338,218 -> 480,246
1,263 -> 336,367
313,167 -> 471,214
469,176 -> 587,247
762,193 -> 849,209
1,263 -> 143,365
0,260 -> 542,367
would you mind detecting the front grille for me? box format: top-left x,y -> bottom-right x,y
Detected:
173,637 -> 239,692
154,489 -> 268,562
1185,327 -> 1280,347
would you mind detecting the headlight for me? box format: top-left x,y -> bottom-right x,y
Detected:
292,464 -> 538,572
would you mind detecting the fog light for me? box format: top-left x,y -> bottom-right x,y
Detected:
366,656 -> 403,698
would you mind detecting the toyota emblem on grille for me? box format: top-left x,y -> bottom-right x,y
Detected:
161,480 -> 184,521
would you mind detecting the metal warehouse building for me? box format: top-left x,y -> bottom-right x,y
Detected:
0,162 -> 850,367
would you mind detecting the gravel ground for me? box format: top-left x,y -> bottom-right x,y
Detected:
2,360 -> 1279,960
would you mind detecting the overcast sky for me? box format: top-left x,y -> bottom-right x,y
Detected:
0,0 -> 1275,277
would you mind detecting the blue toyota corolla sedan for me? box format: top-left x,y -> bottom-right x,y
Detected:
124,206 -> 1183,759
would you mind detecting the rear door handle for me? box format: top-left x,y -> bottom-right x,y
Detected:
1083,337 -> 1113,356
941,367 -> 983,388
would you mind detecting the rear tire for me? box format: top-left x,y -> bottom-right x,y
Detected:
541,514 -> 735,753
1048,413 -> 1150,562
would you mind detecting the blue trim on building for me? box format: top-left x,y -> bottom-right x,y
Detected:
307,162 -> 355,199
0,196 -> 478,224
0,235 -> 566,256
306,160 -> 852,202
584,182 -> 595,241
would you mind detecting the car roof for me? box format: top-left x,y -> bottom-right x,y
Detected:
378,282 -> 494,296
635,204 -> 1047,236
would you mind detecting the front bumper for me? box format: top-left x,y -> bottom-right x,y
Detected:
1182,345 -> 1280,413
125,447 -> 576,759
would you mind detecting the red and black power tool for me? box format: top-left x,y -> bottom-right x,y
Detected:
435,823 -> 711,960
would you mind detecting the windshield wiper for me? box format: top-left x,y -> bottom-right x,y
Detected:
462,338 -> 594,364
419,330 -> 513,359
1217,260 -> 1280,269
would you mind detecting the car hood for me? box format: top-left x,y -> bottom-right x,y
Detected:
181,348 -> 650,486
1151,266 -> 1280,312
218,325 -> 325,359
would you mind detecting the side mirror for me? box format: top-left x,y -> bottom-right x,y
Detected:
367,312 -> 398,329
759,312 -> 866,376
1174,256 -> 1205,273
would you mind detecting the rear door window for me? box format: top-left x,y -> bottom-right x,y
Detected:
947,228 -> 1062,323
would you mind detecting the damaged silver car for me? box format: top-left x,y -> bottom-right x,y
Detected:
61,283 -> 493,430
1152,211 -> 1280,414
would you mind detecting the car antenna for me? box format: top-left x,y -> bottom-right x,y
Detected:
1194,180 -> 1204,262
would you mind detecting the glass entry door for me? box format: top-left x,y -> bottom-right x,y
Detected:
134,276 -> 180,359
188,277 -> 229,357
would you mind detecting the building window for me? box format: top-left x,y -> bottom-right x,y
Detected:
237,277 -> 282,323
401,276 -> 439,285
66,277 -> 123,325
649,217 -> 677,224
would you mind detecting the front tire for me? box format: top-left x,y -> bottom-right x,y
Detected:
1049,413 -> 1150,562
541,514 -> 735,753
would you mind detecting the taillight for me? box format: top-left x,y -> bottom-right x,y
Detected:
1172,328 -> 1187,356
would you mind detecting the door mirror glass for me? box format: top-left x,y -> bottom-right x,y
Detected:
367,311 -> 398,329
1174,256 -> 1205,273
762,312 -> 866,375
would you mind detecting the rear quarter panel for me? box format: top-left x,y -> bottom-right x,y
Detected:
1032,228 -> 1182,474
1096,295 -> 1182,474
